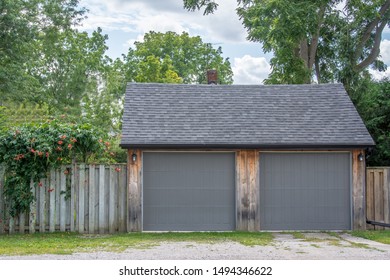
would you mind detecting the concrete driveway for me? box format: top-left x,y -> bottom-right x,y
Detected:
0,232 -> 389,260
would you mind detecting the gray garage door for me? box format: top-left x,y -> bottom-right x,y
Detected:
260,152 -> 351,230
143,152 -> 235,231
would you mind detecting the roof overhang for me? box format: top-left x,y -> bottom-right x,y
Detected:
120,143 -> 375,150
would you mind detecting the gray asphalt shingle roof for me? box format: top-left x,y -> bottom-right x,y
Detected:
120,83 -> 374,148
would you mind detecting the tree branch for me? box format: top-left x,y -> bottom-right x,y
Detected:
355,19 -> 387,72
354,0 -> 390,62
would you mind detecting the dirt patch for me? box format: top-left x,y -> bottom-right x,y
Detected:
0,232 -> 389,260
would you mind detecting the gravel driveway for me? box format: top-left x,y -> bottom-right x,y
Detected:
1,232 -> 389,260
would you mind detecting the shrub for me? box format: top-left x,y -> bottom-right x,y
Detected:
0,119 -> 108,216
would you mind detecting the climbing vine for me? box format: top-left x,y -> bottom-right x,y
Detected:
0,119 -> 109,217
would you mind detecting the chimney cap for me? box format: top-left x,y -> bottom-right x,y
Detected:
207,69 -> 218,84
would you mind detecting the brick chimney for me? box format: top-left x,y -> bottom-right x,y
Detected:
207,70 -> 218,84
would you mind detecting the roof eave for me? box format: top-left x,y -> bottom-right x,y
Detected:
119,143 -> 375,150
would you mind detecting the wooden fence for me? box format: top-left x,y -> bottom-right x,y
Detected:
0,164 -> 127,234
366,167 -> 390,230
1,165 -> 390,233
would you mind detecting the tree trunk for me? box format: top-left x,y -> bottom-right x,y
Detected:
315,56 -> 321,84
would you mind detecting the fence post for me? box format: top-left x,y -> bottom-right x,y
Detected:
384,168 -> 390,229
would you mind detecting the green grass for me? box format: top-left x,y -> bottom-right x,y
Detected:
0,231 -> 273,256
351,230 -> 390,245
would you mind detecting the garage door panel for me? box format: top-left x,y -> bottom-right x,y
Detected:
260,153 -> 351,230
143,152 -> 235,231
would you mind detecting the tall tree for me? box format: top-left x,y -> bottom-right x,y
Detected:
183,0 -> 390,85
124,31 -> 233,84
0,0 -> 86,100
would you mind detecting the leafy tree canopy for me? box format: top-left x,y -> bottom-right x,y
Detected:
183,0 -> 390,86
124,31 -> 233,84
355,78 -> 390,166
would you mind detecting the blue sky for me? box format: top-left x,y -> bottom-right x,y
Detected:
79,0 -> 390,84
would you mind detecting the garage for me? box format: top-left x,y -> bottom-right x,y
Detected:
143,152 -> 235,231
260,152 -> 351,230
121,83 -> 374,231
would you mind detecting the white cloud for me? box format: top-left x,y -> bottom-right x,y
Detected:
232,55 -> 271,84
380,39 -> 390,65
369,39 -> 390,80
134,14 -> 190,34
81,0 -> 247,44
369,68 -> 390,80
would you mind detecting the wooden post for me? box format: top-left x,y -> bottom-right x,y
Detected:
127,149 -> 142,232
352,149 -> 366,230
236,150 -> 260,231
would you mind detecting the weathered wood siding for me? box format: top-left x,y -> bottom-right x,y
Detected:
127,149 -> 142,232
366,167 -> 390,230
236,150 -> 260,231
352,149 -> 366,230
0,164 -> 127,234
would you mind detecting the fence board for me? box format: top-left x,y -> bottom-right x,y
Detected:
374,171 -> 384,229
29,181 -> 36,233
384,169 -> 390,229
89,165 -> 95,233
55,169 -> 61,226
98,165 -> 105,233
19,213 -> 25,234
366,170 -> 375,230
118,166 -> 126,232
109,167 -> 115,233
60,167 -> 67,232
70,164 -> 76,232
49,170 -> 56,232
9,217 -> 14,234
39,179 -> 45,233
78,164 -> 85,233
